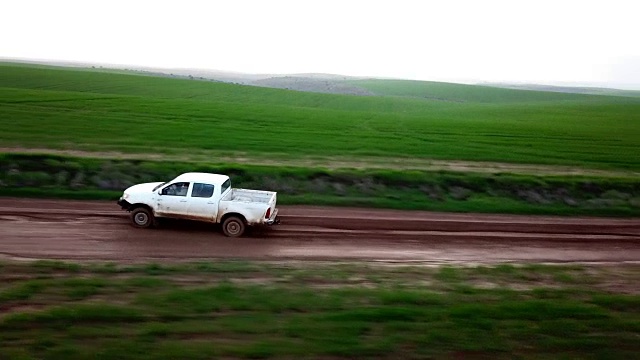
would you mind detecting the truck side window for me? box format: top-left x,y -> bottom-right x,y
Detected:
192,183 -> 214,198
221,179 -> 231,194
161,182 -> 190,196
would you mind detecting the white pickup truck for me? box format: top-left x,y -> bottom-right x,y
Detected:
117,172 -> 279,237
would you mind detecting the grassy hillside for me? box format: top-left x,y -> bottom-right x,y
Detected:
2,63 -> 640,171
478,83 -> 640,98
349,79 -> 611,102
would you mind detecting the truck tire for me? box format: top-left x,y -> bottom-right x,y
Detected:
222,216 -> 245,237
130,207 -> 154,228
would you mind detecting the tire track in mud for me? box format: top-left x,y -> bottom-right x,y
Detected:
0,198 -> 639,264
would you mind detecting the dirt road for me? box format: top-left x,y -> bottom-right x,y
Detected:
0,198 -> 639,264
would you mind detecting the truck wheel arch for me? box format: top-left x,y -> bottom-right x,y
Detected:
130,205 -> 156,228
221,213 -> 247,237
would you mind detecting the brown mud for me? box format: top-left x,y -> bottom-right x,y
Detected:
0,198 -> 638,264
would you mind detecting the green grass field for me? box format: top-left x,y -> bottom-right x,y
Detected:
1,63 -> 639,359
1,260 -> 638,359
2,62 -> 640,171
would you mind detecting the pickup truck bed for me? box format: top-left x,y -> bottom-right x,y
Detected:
219,188 -> 278,227
222,188 -> 274,204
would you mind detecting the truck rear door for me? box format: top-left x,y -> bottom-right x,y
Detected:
186,182 -> 219,222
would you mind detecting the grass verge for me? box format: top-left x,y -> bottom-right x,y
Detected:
0,260 -> 638,359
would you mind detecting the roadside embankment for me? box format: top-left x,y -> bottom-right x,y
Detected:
2,153 -> 640,216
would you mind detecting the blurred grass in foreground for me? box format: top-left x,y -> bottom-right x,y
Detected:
0,260 -> 638,359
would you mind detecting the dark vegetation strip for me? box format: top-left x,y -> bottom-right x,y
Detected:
0,260 -> 638,359
1,153 -> 640,216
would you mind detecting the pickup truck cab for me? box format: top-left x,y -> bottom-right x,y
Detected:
117,172 -> 279,237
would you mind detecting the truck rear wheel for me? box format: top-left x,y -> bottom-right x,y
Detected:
222,216 -> 245,237
130,207 -> 154,228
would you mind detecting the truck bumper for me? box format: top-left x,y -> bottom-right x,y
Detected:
265,208 -> 280,225
117,198 -> 132,210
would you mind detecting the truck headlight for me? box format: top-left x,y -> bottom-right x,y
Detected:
122,193 -> 130,200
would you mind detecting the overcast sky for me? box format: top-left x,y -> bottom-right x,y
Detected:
2,0 -> 639,89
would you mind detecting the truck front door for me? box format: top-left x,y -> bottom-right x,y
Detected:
187,182 -> 219,222
156,182 -> 190,217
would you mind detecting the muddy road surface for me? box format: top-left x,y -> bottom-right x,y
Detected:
0,198 -> 639,264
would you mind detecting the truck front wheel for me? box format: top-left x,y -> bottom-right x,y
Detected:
222,216 -> 246,237
130,207 -> 154,228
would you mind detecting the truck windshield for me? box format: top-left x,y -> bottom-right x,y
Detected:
221,179 -> 231,194
152,183 -> 165,191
